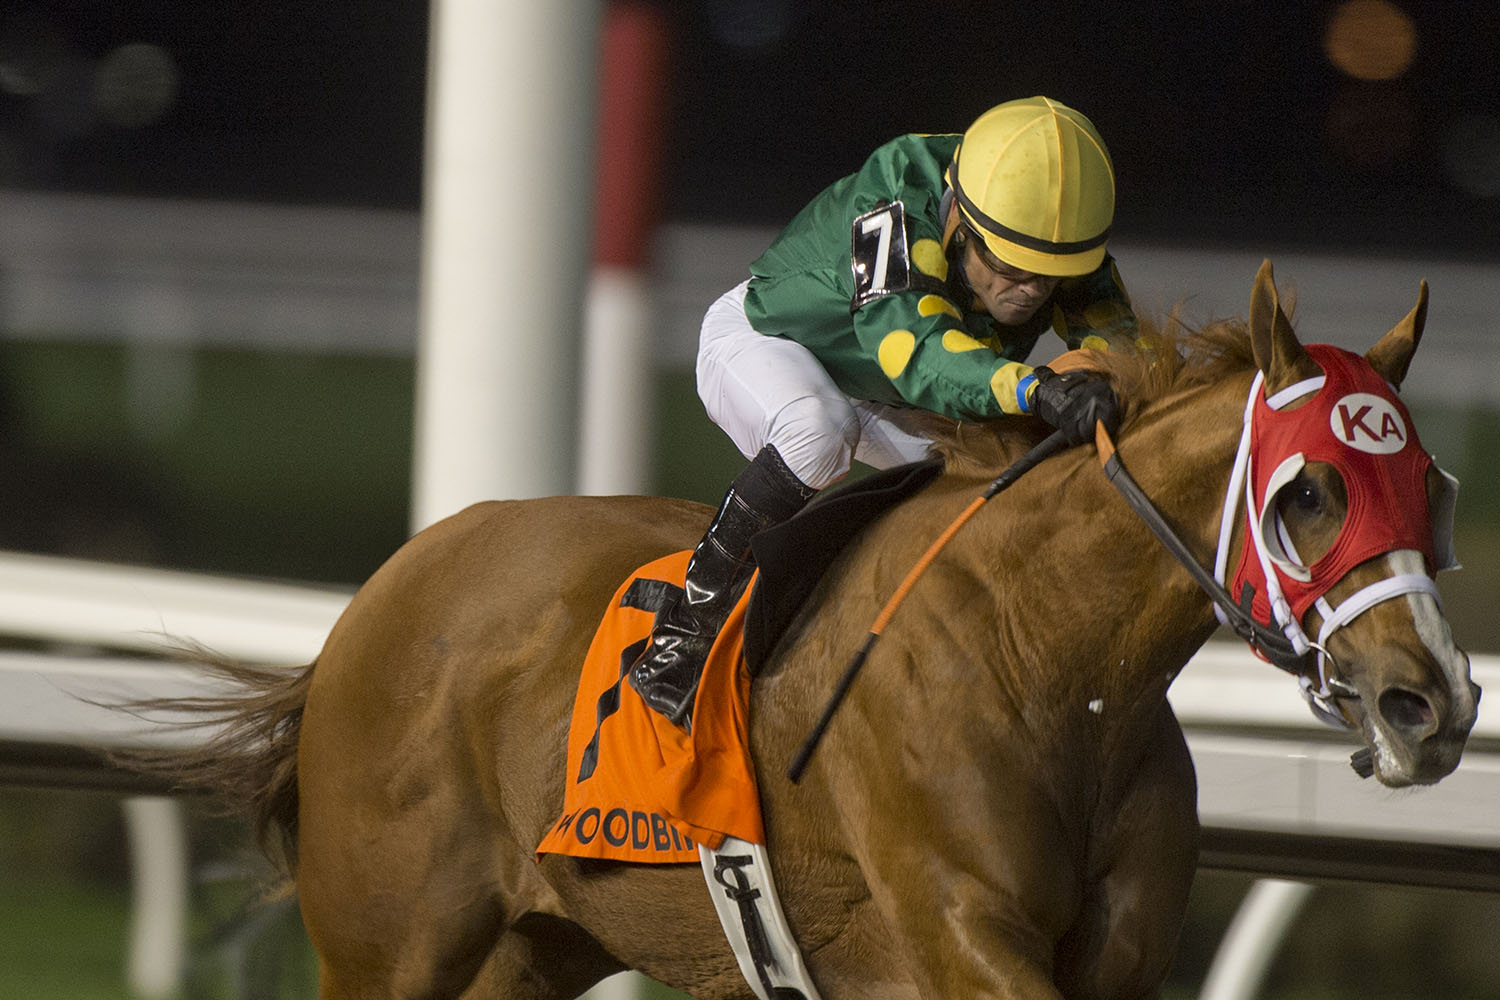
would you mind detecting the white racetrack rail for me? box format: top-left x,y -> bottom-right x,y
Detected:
2,549 -> 1498,863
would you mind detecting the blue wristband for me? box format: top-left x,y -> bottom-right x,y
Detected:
1015,372 -> 1038,414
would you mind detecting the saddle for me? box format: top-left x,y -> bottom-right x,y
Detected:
535,456 -> 943,863
745,457 -> 944,674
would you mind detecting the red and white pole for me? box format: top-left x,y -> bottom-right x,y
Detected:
577,2 -> 670,497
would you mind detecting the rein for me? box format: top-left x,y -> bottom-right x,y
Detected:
1092,416 -> 1388,777
786,429 -> 1070,783
1092,422 -> 1316,678
787,414 -> 1344,784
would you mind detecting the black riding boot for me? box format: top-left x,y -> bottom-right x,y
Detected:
629,445 -> 817,728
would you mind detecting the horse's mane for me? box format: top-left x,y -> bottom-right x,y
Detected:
927,309 -> 1259,478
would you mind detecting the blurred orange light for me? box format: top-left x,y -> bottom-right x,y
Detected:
1324,0 -> 1416,81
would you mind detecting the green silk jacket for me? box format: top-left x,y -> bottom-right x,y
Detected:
743,132 -> 1135,420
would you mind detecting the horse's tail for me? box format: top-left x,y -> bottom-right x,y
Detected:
114,650 -> 313,880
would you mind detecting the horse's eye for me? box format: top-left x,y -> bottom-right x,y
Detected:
1282,478 -> 1323,515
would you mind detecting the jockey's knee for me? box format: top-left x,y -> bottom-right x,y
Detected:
766,395 -> 860,491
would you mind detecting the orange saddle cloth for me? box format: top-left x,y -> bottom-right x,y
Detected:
536,550 -> 764,864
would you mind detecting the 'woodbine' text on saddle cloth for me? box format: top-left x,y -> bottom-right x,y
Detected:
536,550 -> 765,864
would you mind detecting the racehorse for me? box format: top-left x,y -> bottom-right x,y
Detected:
149,261 -> 1476,1000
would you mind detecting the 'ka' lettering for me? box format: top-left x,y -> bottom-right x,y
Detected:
1330,393 -> 1407,455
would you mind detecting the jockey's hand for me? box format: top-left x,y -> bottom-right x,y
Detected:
1028,365 -> 1121,445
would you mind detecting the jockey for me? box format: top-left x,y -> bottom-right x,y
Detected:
630,95 -> 1136,728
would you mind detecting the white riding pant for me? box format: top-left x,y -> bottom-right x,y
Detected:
696,281 -> 938,490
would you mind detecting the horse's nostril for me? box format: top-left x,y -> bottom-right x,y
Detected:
1379,688 -> 1435,735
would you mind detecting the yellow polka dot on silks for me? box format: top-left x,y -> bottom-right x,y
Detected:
910,238 -> 948,281
1079,334 -> 1109,352
918,294 -> 962,320
941,329 -> 988,353
878,330 -> 916,377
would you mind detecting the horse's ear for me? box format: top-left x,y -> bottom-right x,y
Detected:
1364,280 -> 1428,389
1249,259 -> 1321,394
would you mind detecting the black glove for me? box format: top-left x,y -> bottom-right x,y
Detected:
1028,365 -> 1121,445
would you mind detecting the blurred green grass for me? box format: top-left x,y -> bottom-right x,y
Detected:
0,878 -> 132,1000
0,788 -> 319,1000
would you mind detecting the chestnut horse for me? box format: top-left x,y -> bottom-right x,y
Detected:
159,262 -> 1475,1000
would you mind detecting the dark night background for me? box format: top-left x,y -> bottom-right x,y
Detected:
4,0 -> 1499,259
4,6 -> 1500,998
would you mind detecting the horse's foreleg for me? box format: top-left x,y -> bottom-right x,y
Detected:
839,769 -> 1080,999
455,913 -> 627,1000
1054,710 -> 1199,1000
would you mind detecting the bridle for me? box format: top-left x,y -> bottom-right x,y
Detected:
1099,411 -> 1358,725
1102,351 -> 1454,731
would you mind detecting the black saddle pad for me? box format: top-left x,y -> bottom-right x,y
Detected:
743,457 -> 944,675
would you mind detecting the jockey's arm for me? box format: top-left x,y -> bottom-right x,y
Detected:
1048,254 -> 1139,357
847,288 -> 1047,421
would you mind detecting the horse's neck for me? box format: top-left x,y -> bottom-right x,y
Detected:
1109,373 -> 1255,570
764,375 -> 1255,771
924,375 -> 1252,729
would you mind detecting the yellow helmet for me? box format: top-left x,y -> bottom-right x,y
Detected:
947,96 -> 1115,277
